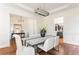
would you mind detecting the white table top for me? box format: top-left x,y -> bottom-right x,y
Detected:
26,35 -> 56,46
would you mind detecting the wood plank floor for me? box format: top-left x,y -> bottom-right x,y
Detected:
37,38 -> 79,55
0,38 -> 79,55
0,38 -> 16,55
37,43 -> 79,55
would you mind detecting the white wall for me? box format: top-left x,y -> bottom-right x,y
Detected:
39,16 -> 55,35
10,15 -> 37,36
9,6 -> 39,36
9,4 -> 38,36
0,4 -> 10,48
64,16 -> 79,45
60,7 -> 79,45
37,7 -> 79,45
34,14 -> 44,34
1,3 -> 79,48
0,4 -> 37,48
23,17 -> 37,35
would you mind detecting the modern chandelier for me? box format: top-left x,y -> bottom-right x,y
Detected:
34,4 -> 49,17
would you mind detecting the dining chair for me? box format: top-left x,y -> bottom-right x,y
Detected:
53,36 -> 60,51
13,34 -> 35,55
38,37 -> 54,54
38,36 -> 59,54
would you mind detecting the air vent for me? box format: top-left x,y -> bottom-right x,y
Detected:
34,8 -> 49,17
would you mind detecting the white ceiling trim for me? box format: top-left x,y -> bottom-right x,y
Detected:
10,3 -> 73,14
12,3 -> 34,12
49,4 -> 72,14
8,3 -> 74,17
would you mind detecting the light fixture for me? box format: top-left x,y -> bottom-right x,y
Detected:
34,4 -> 49,17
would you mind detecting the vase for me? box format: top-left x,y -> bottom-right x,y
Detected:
40,32 -> 46,37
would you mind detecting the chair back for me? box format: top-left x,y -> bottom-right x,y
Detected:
44,37 -> 54,52
54,36 -> 59,47
13,34 -> 23,54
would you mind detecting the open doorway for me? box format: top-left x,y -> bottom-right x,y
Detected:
54,16 -> 64,45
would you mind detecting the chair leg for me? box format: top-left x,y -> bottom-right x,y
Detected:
57,45 -> 60,52
53,47 -> 59,52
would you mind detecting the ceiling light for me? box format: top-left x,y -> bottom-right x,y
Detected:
34,4 -> 49,17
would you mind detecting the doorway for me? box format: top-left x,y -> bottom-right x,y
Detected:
14,24 -> 22,33
54,16 -> 64,44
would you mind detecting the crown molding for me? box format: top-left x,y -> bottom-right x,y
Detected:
49,4 -> 72,14
14,4 -> 34,12
7,3 -> 74,17
8,3 -> 73,14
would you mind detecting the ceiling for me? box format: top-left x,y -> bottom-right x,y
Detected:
22,3 -> 69,11
8,3 -> 79,16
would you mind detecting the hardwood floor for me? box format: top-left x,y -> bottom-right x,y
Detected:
37,43 -> 79,55
0,38 -> 79,55
37,38 -> 79,55
63,43 -> 79,55
0,38 -> 16,55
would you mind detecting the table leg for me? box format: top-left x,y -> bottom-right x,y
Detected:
33,45 -> 38,55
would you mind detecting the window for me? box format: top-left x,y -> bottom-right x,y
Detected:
54,17 -> 64,24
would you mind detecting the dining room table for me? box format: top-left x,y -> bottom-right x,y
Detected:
26,35 -> 56,54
